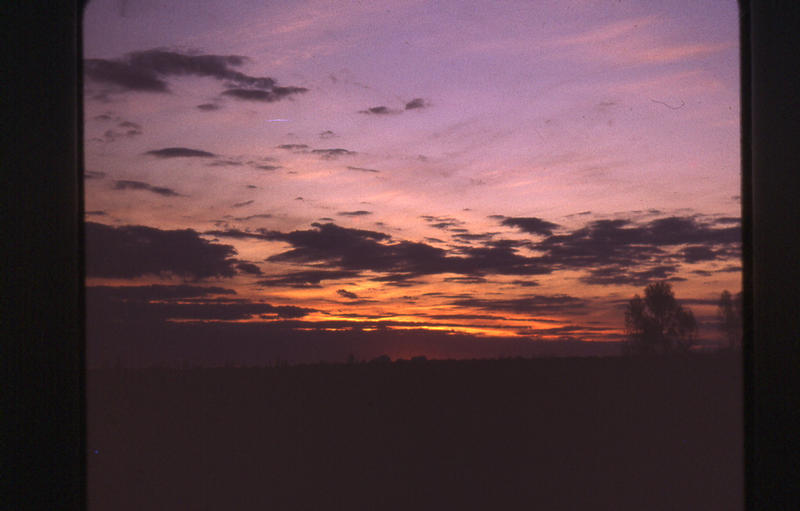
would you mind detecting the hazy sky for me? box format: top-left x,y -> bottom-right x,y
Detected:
83,0 -> 741,366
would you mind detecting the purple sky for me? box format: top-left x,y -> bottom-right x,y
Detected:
83,0 -> 741,366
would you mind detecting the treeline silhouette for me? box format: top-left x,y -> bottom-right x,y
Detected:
88,352 -> 742,510
623,282 -> 743,355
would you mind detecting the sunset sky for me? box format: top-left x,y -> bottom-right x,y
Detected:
83,0 -> 741,366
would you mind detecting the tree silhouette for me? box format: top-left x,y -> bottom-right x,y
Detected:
624,282 -> 697,355
369,354 -> 391,364
717,290 -> 742,350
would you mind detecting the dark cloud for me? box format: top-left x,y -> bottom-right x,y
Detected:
516,324 -> 616,337
312,148 -> 356,159
118,120 -> 141,129
208,159 -> 244,167
337,289 -> 359,299
84,57 -> 167,91
264,223 -> 550,279
376,280 -> 425,288
500,217 -> 560,236
265,222 -> 391,264
565,211 -> 592,218
232,200 -> 254,208
405,98 -> 428,110
90,117 -> 145,143
369,273 -> 423,287
113,180 -> 181,197
257,270 -> 361,288
87,287 -> 312,321
254,164 -> 280,171
235,262 -> 263,275
221,86 -> 307,102
646,216 -> 740,244
422,215 -> 464,230
358,106 -> 398,115
510,280 -> 540,287
319,130 -> 336,139
455,242 -> 550,276
205,228 -> 272,241
579,265 -> 684,286
423,313 -> 509,321
277,144 -> 310,151
537,219 -> 657,270
713,216 -> 740,225
534,216 -> 740,279
145,147 -> 216,158
88,284 -> 236,301
268,145 -> 355,159
86,210 -> 107,216
126,50 -> 255,84
346,166 -> 380,173
206,212 -> 738,289
94,118 -> 143,142
338,210 -> 372,216
275,229 -> 446,275
245,185 -> 258,189
453,233 -> 495,242
450,295 -> 587,314
231,213 -> 272,221
196,103 -> 220,111
85,50 -> 307,103
681,245 -> 718,263
84,170 -> 106,179
443,276 -> 487,284
85,222 -> 239,279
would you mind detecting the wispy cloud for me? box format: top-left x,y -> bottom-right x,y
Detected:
553,16 -> 659,47
84,170 -> 106,180
551,16 -> 733,66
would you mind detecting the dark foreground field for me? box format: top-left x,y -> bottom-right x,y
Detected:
88,354 -> 743,510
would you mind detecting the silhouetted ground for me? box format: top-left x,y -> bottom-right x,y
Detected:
87,353 -> 743,510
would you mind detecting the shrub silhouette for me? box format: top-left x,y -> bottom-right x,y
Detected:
624,282 -> 697,355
